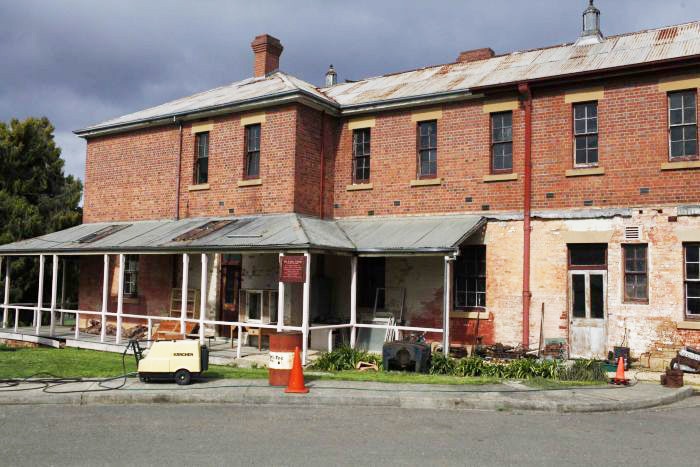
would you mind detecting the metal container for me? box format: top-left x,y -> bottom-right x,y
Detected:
268,332 -> 303,386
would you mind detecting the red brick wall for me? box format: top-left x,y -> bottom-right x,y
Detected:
332,99 -> 525,217
294,105 -> 323,216
84,126 -> 180,222
531,73 -> 700,210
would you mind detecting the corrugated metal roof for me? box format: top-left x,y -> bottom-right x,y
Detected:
78,72 -> 336,133
323,21 -> 700,106
337,215 -> 485,252
0,214 -> 484,255
78,21 -> 700,134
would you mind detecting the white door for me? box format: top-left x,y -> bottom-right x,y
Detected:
569,271 -> 607,359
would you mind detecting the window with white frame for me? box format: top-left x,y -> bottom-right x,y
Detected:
669,90 -> 698,160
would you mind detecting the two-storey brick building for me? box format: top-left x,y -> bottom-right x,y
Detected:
2,2 -> 700,363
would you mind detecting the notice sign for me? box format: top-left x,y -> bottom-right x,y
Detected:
279,255 -> 307,283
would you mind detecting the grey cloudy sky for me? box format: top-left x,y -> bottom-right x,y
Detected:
1,0 -> 699,181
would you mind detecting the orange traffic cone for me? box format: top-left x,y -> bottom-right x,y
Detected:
285,346 -> 309,394
611,356 -> 629,385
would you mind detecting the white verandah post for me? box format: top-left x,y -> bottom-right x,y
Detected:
1,257 -> 8,329
442,255 -> 453,355
116,254 -> 125,344
180,253 -> 189,336
302,251 -> 311,365
277,252 -> 285,332
49,254 -> 59,336
35,254 -> 45,335
199,253 -> 207,345
100,254 -> 109,343
349,256 -> 357,349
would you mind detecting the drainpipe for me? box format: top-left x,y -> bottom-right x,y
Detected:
518,82 -> 532,349
319,111 -> 326,219
174,117 -> 183,220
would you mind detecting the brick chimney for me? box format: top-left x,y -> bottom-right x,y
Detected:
251,34 -> 283,77
456,48 -> 495,63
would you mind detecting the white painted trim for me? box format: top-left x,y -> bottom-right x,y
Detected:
199,253 -> 208,345
116,254 -> 125,344
35,255 -> 45,335
350,256 -> 358,349
2,258 -> 8,329
277,253 -> 285,332
100,254 -> 109,342
49,255 -> 58,336
181,253 -> 189,335
302,251 -> 311,364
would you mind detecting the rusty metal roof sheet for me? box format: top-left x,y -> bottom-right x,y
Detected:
0,214 -> 485,255
323,21 -> 700,106
78,21 -> 700,135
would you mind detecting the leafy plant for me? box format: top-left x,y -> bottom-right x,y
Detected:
309,346 -> 381,371
429,352 -> 456,375
558,358 -> 607,382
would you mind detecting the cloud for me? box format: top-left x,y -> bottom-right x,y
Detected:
1,0 -> 698,180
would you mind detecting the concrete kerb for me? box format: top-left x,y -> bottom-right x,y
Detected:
0,379 -> 694,412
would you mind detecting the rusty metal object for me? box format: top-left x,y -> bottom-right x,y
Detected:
269,332 -> 303,387
662,367 -> 684,388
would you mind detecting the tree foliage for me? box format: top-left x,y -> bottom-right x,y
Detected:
0,117 -> 82,302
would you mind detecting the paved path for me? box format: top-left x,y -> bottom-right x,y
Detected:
0,376 -> 693,412
1,399 -> 700,466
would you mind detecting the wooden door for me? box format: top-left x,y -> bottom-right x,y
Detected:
219,257 -> 241,338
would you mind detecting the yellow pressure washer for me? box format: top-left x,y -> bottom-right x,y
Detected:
128,339 -> 209,385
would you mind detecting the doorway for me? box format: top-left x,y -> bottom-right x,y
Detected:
567,244 -> 607,359
219,254 -> 242,338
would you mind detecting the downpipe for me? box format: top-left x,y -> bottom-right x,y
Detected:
518,82 -> 533,350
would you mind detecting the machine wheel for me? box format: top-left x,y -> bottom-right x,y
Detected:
174,369 -> 191,385
138,374 -> 149,383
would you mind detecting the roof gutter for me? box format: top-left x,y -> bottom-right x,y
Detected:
338,90 -> 484,116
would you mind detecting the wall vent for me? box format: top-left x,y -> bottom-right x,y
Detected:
624,226 -> 642,241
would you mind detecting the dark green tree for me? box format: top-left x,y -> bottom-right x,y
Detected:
0,117 -> 82,305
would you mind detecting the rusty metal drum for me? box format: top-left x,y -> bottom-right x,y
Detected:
268,332 -> 303,386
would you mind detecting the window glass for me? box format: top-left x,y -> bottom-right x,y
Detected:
623,244 -> 648,301
245,124 -> 261,178
195,132 -> 209,184
123,255 -> 139,297
454,246 -> 486,309
572,274 -> 586,318
491,112 -> 513,172
248,292 -> 262,320
573,102 -> 598,166
352,128 -> 371,182
417,121 -> 437,178
685,244 -> 700,316
590,274 -> 605,319
568,244 -> 607,268
669,91 -> 698,159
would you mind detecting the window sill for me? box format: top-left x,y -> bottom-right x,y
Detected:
565,167 -> 605,177
346,183 -> 373,191
483,173 -> 518,183
660,160 -> 700,171
121,297 -> 139,304
410,178 -> 442,187
188,183 -> 210,192
237,179 -> 262,187
677,320 -> 700,330
451,310 -> 489,320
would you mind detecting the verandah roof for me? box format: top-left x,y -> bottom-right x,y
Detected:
0,213 -> 485,255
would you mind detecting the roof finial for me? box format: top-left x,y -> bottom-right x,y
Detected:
325,64 -> 337,87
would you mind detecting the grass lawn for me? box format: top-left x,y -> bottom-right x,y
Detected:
0,346 -> 602,387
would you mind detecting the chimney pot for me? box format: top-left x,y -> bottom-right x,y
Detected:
456,48 -> 495,63
251,34 -> 283,77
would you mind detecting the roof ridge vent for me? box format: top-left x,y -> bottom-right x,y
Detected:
576,0 -> 604,46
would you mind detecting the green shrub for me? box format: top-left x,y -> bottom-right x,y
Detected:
310,346 -> 381,371
558,359 -> 607,382
453,356 -> 485,377
429,352 -> 456,375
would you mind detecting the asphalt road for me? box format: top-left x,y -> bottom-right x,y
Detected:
1,398 -> 699,467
